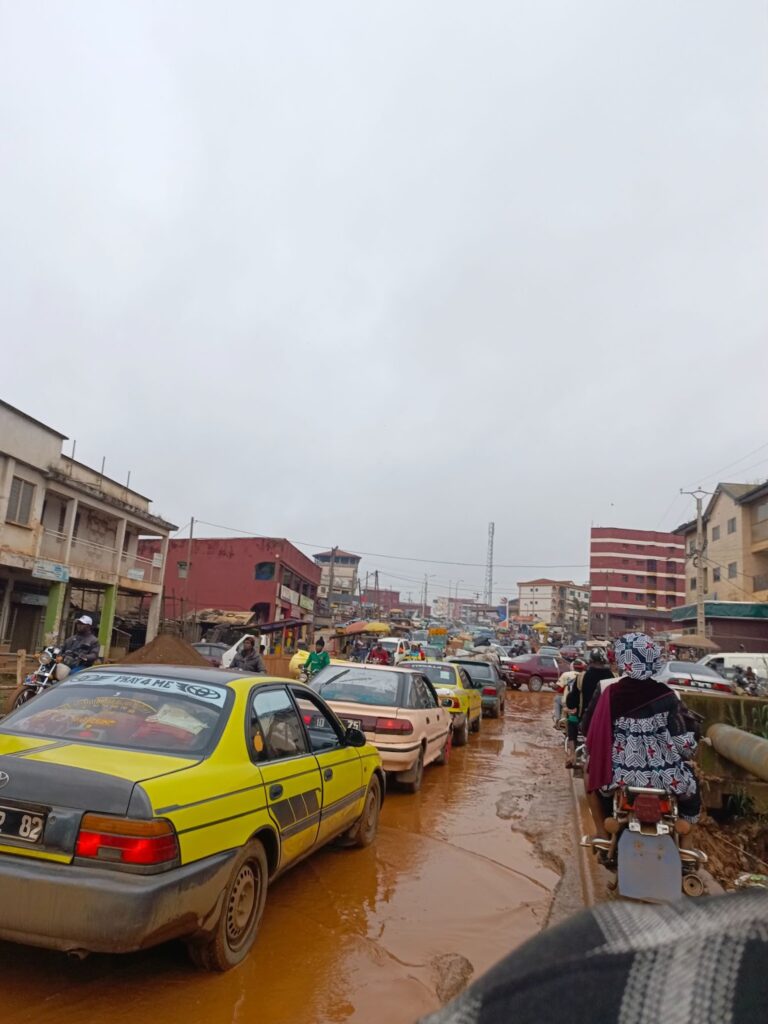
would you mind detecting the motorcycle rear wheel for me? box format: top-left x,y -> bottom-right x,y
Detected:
8,686 -> 37,712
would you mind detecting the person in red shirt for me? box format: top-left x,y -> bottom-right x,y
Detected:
367,641 -> 391,665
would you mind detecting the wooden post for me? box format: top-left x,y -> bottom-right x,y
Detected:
16,649 -> 26,686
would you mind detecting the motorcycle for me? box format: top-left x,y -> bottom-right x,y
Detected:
581,785 -> 708,901
8,645 -> 72,709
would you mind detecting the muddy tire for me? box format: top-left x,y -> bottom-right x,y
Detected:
8,686 -> 37,712
187,840 -> 268,971
470,713 -> 481,733
338,775 -> 382,848
490,699 -> 501,719
434,734 -> 451,766
453,717 -> 469,747
528,675 -> 544,692
399,748 -> 424,794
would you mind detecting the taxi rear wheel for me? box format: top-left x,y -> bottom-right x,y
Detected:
470,713 -> 481,733
338,775 -> 382,848
187,840 -> 268,971
453,716 -> 469,747
399,747 -> 424,794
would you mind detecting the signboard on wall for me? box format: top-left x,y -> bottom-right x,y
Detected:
299,594 -> 314,612
127,568 -> 145,581
32,560 -> 70,583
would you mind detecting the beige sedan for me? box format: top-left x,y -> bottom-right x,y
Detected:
307,664 -> 451,793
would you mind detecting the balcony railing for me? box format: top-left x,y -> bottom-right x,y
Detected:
754,572 -> 768,593
751,519 -> 768,545
119,552 -> 162,585
38,530 -> 162,584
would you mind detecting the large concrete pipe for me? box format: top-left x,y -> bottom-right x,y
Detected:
707,723 -> 768,783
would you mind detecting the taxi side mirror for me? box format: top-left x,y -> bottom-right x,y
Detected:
345,726 -> 366,747
440,697 -> 453,708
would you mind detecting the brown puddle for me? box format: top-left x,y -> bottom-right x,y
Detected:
2,694 -> 564,1024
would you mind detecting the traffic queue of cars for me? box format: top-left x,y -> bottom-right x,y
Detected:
0,652 -> 510,972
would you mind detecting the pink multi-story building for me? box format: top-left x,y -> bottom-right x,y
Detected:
589,527 -> 685,637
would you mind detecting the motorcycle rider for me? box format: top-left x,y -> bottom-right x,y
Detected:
367,640 -> 391,665
583,632 -> 700,849
565,648 -> 613,767
60,615 -> 100,672
303,637 -> 330,678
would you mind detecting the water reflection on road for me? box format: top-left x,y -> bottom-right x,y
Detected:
2,694 -> 562,1024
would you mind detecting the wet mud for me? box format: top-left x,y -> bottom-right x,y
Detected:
1,693 -> 581,1024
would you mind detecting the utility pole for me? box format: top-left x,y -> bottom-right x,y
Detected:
681,488 -> 710,637
484,522 -> 495,606
326,546 -> 338,622
374,570 -> 380,619
184,517 -> 194,640
422,572 -> 428,618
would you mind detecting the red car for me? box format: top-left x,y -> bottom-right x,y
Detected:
507,653 -> 565,691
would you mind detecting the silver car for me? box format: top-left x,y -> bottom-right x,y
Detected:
655,660 -> 733,696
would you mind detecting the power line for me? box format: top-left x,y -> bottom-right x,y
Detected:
194,519 -> 588,570
683,440 -> 768,491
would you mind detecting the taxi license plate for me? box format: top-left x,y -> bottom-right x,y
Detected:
0,805 -> 46,844
345,719 -> 362,730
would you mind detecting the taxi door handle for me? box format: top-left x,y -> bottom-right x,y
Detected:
426,717 -> 430,724
269,784 -> 283,800
323,768 -> 333,781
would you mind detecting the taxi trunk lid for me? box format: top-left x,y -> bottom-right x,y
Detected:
0,738 -> 199,863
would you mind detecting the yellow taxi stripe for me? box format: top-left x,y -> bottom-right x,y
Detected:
0,843 -> 70,863
156,781 -> 264,815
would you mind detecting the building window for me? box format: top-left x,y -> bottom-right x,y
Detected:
177,560 -> 188,579
622,574 -> 629,582
666,577 -> 675,588
621,558 -> 628,565
688,541 -> 695,555
254,561 -> 275,581
622,592 -> 628,600
728,562 -> 737,579
647,559 -> 657,571
712,525 -> 720,542
713,567 -> 721,582
666,560 -> 675,572
727,517 -> 737,535
667,595 -> 676,606
690,578 -> 697,590
635,575 -> 644,583
6,477 -> 35,526
635,594 -> 643,602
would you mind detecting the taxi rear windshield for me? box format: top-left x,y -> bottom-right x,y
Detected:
0,673 -> 231,755
309,667 -> 402,706
403,663 -> 455,686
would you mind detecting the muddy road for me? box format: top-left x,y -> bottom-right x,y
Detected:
2,693 -> 586,1024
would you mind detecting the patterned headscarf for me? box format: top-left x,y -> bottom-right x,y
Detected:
614,632 -> 663,680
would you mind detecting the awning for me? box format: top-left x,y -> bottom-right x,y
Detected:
342,620 -> 390,636
233,618 -> 310,634
670,633 -> 720,651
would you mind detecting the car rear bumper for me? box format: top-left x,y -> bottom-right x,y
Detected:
0,848 -> 237,954
372,740 -> 422,773
481,695 -> 500,711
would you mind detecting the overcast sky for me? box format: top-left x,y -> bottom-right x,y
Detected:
2,1 -> 767,603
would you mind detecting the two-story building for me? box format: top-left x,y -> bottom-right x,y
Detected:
313,549 -> 361,614
0,401 -> 176,656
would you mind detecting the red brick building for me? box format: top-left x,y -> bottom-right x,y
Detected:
139,536 -> 320,626
589,527 -> 685,636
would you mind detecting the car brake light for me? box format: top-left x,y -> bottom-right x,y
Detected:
375,717 -> 413,735
482,687 -> 496,696
713,682 -> 732,693
76,814 -> 179,867
451,696 -> 461,709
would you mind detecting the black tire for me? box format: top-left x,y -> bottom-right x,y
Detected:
187,840 -> 268,971
490,699 -> 501,719
400,747 -> 424,794
470,713 -> 481,733
453,716 -> 469,747
339,775 -> 382,848
8,686 -> 37,712
528,675 -> 544,692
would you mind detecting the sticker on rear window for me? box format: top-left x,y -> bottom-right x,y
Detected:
75,672 -> 228,708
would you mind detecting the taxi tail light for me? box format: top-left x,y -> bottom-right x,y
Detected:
450,696 -> 461,709
375,717 -> 413,735
482,687 -> 497,696
76,814 -> 179,868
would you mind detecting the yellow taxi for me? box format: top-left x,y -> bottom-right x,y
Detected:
0,665 -> 384,970
400,660 -> 482,746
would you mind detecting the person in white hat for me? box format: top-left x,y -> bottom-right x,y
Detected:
60,614 -> 100,671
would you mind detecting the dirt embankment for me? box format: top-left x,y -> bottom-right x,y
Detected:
697,814 -> 768,888
119,634 -> 210,667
